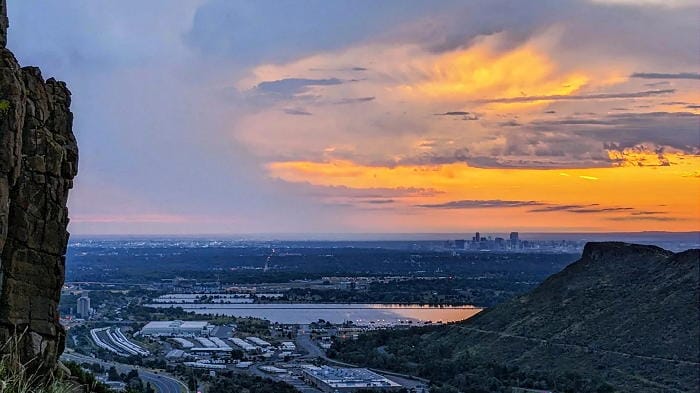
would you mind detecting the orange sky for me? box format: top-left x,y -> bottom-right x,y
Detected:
18,0 -> 697,234
243,32 -> 700,232
266,152 -> 700,231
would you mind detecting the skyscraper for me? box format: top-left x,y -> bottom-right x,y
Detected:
509,232 -> 519,248
77,295 -> 91,318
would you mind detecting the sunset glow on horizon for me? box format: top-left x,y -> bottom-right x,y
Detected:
8,0 -> 699,234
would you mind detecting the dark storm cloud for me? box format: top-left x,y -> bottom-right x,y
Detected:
479,89 -> 675,104
185,0 -> 457,65
186,0 -> 699,68
417,200 -> 545,209
631,72 -> 700,80
256,78 -> 343,95
448,108 -> 692,168
572,112 -> 700,152
520,112 -> 700,158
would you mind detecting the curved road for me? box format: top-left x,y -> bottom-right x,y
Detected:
62,352 -> 188,393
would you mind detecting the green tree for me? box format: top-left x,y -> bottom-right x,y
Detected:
108,366 -> 120,381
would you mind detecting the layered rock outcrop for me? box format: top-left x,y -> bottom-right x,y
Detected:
0,0 -> 78,373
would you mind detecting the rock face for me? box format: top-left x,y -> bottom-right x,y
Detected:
0,0 -> 78,374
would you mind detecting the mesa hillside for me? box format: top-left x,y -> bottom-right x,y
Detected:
0,0 -> 78,374
332,242 -> 700,392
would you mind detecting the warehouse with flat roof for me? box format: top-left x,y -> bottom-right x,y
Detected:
140,320 -> 213,337
302,366 -> 402,392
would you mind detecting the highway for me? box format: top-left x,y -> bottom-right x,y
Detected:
61,352 -> 188,393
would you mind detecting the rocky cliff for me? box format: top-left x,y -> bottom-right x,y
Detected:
0,0 -> 78,374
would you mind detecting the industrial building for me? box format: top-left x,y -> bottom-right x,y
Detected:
170,337 -> 194,348
280,341 -> 296,351
229,337 -> 258,352
302,366 -> 402,392
247,336 -> 271,347
139,320 -> 213,337
77,296 -> 91,318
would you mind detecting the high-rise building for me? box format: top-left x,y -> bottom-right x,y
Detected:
77,295 -> 91,318
475,232 -> 481,242
510,232 -> 519,248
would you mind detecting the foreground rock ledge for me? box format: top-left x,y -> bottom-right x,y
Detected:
0,0 -> 78,374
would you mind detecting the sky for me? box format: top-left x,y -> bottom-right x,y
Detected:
6,0 -> 700,235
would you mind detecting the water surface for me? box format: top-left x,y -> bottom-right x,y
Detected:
146,303 -> 482,325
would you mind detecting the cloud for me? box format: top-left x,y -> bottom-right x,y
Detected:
394,148 -> 471,166
436,112 -> 468,115
185,0 -> 450,64
309,66 -> 369,72
576,112 -> 700,153
416,200 -> 675,220
591,0 -> 696,7
479,89 -> 675,104
629,211 -> 667,216
417,200 -> 544,209
393,148 -> 613,169
303,184 -> 442,199
365,199 -> 395,204
334,96 -> 376,104
283,108 -> 313,116
413,109 -> 698,169
537,204 -> 629,213
434,111 -> 480,120
606,216 -> 682,222
499,120 -> 522,127
10,0 -> 700,234
527,203 -> 669,215
256,78 -> 343,95
522,112 -> 700,160
630,72 -> 700,80
528,204 -> 590,213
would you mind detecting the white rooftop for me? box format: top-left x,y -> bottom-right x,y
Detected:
304,366 -> 401,389
143,320 -> 209,329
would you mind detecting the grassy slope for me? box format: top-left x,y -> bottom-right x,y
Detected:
333,243 -> 700,393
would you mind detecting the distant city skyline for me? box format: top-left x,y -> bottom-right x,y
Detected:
6,0 -> 699,234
